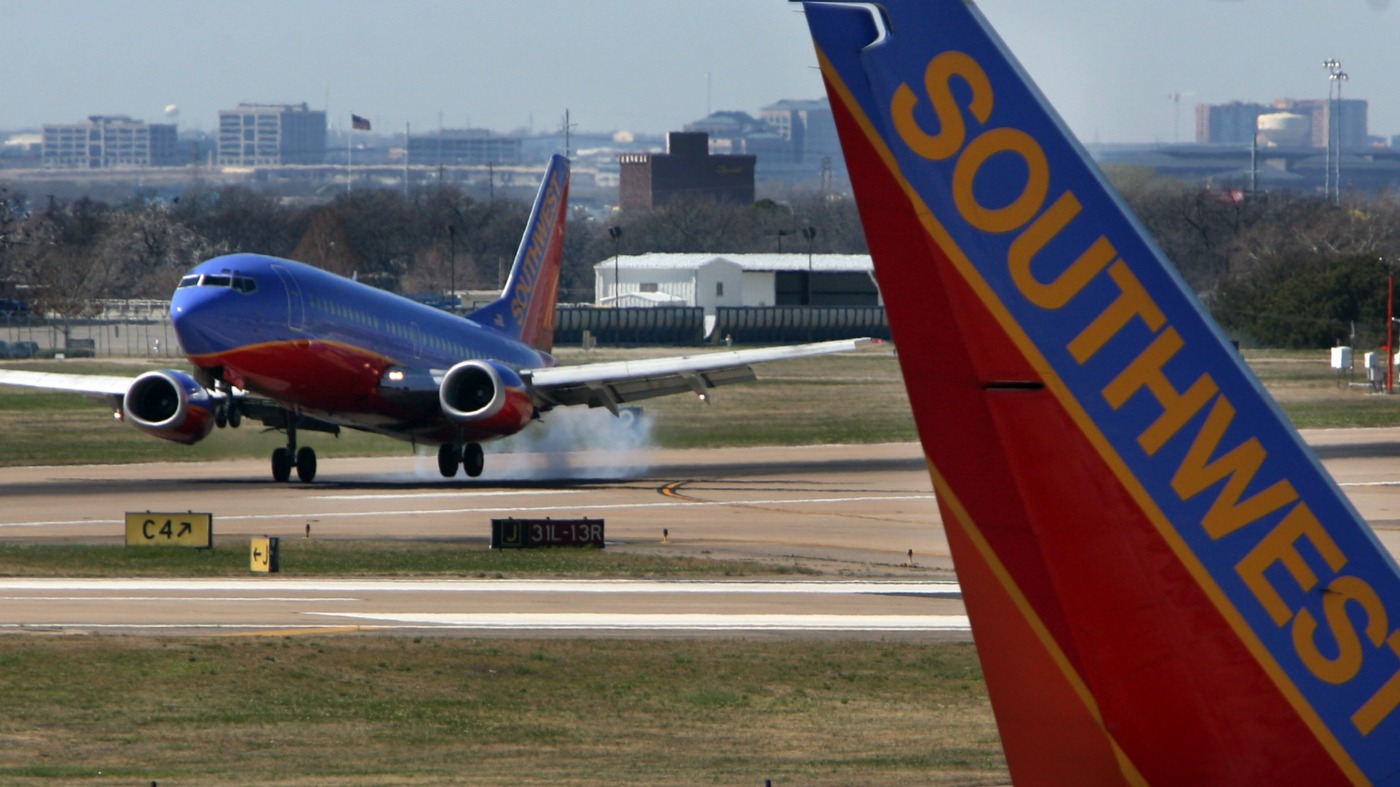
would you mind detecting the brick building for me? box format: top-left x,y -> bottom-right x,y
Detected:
618,132 -> 754,210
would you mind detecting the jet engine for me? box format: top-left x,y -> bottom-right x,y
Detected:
439,360 -> 535,435
122,370 -> 217,445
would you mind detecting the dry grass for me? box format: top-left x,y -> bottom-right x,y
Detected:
0,636 -> 1006,785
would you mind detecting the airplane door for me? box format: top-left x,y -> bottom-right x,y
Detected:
270,264 -> 307,332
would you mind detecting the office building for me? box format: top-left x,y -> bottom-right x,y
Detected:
42,116 -> 178,169
217,103 -> 326,166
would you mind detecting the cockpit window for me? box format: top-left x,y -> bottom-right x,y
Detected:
176,272 -> 258,293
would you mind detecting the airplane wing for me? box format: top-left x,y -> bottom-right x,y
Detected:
0,369 -> 134,399
800,0 -> 1400,783
0,368 -> 339,435
524,338 -> 870,413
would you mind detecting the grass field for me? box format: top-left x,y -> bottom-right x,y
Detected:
0,637 -> 1005,786
0,540 -> 813,579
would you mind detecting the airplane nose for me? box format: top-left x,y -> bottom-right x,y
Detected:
171,285 -> 243,357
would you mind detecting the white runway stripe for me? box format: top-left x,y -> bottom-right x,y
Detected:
0,578 -> 959,595
308,612 -> 972,632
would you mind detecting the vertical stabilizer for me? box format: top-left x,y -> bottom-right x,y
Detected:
799,1 -> 1400,783
469,154 -> 570,352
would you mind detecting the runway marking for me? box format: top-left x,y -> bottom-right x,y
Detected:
0,623 -> 390,632
308,612 -> 973,632
307,489 -> 580,501
0,596 -> 360,603
0,578 -> 959,595
0,494 -> 938,530
226,626 -> 365,637
1339,481 -> 1400,488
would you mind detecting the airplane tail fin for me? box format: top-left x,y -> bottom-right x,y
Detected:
800,1 -> 1400,783
469,154 -> 570,352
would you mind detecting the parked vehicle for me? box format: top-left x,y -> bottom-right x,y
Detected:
6,341 -> 39,359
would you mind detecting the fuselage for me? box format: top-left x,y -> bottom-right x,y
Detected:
171,253 -> 552,441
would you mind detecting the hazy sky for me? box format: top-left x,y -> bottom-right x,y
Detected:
2,0 -> 1397,144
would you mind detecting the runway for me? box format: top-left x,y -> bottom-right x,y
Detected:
5,432 -> 1400,637
0,443 -> 956,637
0,442 -> 946,568
0,577 -> 969,637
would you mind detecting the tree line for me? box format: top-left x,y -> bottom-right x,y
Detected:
1106,165 -> 1400,350
0,184 -> 868,322
4,171 -> 1400,351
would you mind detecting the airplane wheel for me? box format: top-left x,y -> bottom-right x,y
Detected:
215,407 -> 228,429
271,447 -> 293,482
228,405 -> 242,428
437,443 -> 461,478
296,446 -> 318,483
464,442 -> 484,478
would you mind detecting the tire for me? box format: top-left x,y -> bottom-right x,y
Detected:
437,444 -> 460,478
271,447 -> 293,482
296,446 -> 318,483
464,442 -> 484,478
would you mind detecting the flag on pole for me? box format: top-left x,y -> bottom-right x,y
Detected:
351,114 -> 371,131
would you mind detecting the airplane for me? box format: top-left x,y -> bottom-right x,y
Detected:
798,0 -> 1400,783
0,154 -> 866,483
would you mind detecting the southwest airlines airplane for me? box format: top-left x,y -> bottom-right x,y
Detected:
798,0 -> 1400,783
0,154 -> 863,483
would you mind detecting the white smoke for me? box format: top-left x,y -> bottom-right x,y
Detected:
413,406 -> 657,482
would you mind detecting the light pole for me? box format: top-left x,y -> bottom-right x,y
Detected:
1323,58 -> 1341,200
447,224 -> 456,308
1332,69 -> 1349,203
608,226 -> 623,304
801,225 -> 817,306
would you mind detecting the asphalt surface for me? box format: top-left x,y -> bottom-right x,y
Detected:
4,432 -> 1400,637
0,442 -> 957,637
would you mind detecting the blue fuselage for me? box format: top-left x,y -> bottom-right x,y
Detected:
171,253 -> 551,440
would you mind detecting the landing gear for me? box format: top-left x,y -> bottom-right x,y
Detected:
437,443 -> 460,478
464,442 -> 484,478
272,447 -> 293,482
270,412 -> 317,483
436,442 -> 484,478
295,446 -> 317,483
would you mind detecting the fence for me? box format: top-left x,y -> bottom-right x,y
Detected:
0,303 -> 891,359
0,313 -> 181,359
554,306 -> 706,346
711,306 -> 891,344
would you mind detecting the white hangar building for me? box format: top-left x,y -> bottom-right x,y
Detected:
592,253 -> 880,315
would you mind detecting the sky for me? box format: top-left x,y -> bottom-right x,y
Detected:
1,0 -> 1397,145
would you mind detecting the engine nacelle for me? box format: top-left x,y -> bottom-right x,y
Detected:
122,370 -> 216,445
439,360 -> 535,436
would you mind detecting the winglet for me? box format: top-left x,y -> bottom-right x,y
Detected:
469,154 -> 570,352
799,1 -> 1400,782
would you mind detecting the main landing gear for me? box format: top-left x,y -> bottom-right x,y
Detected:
271,415 -> 317,483
437,441 -> 484,479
